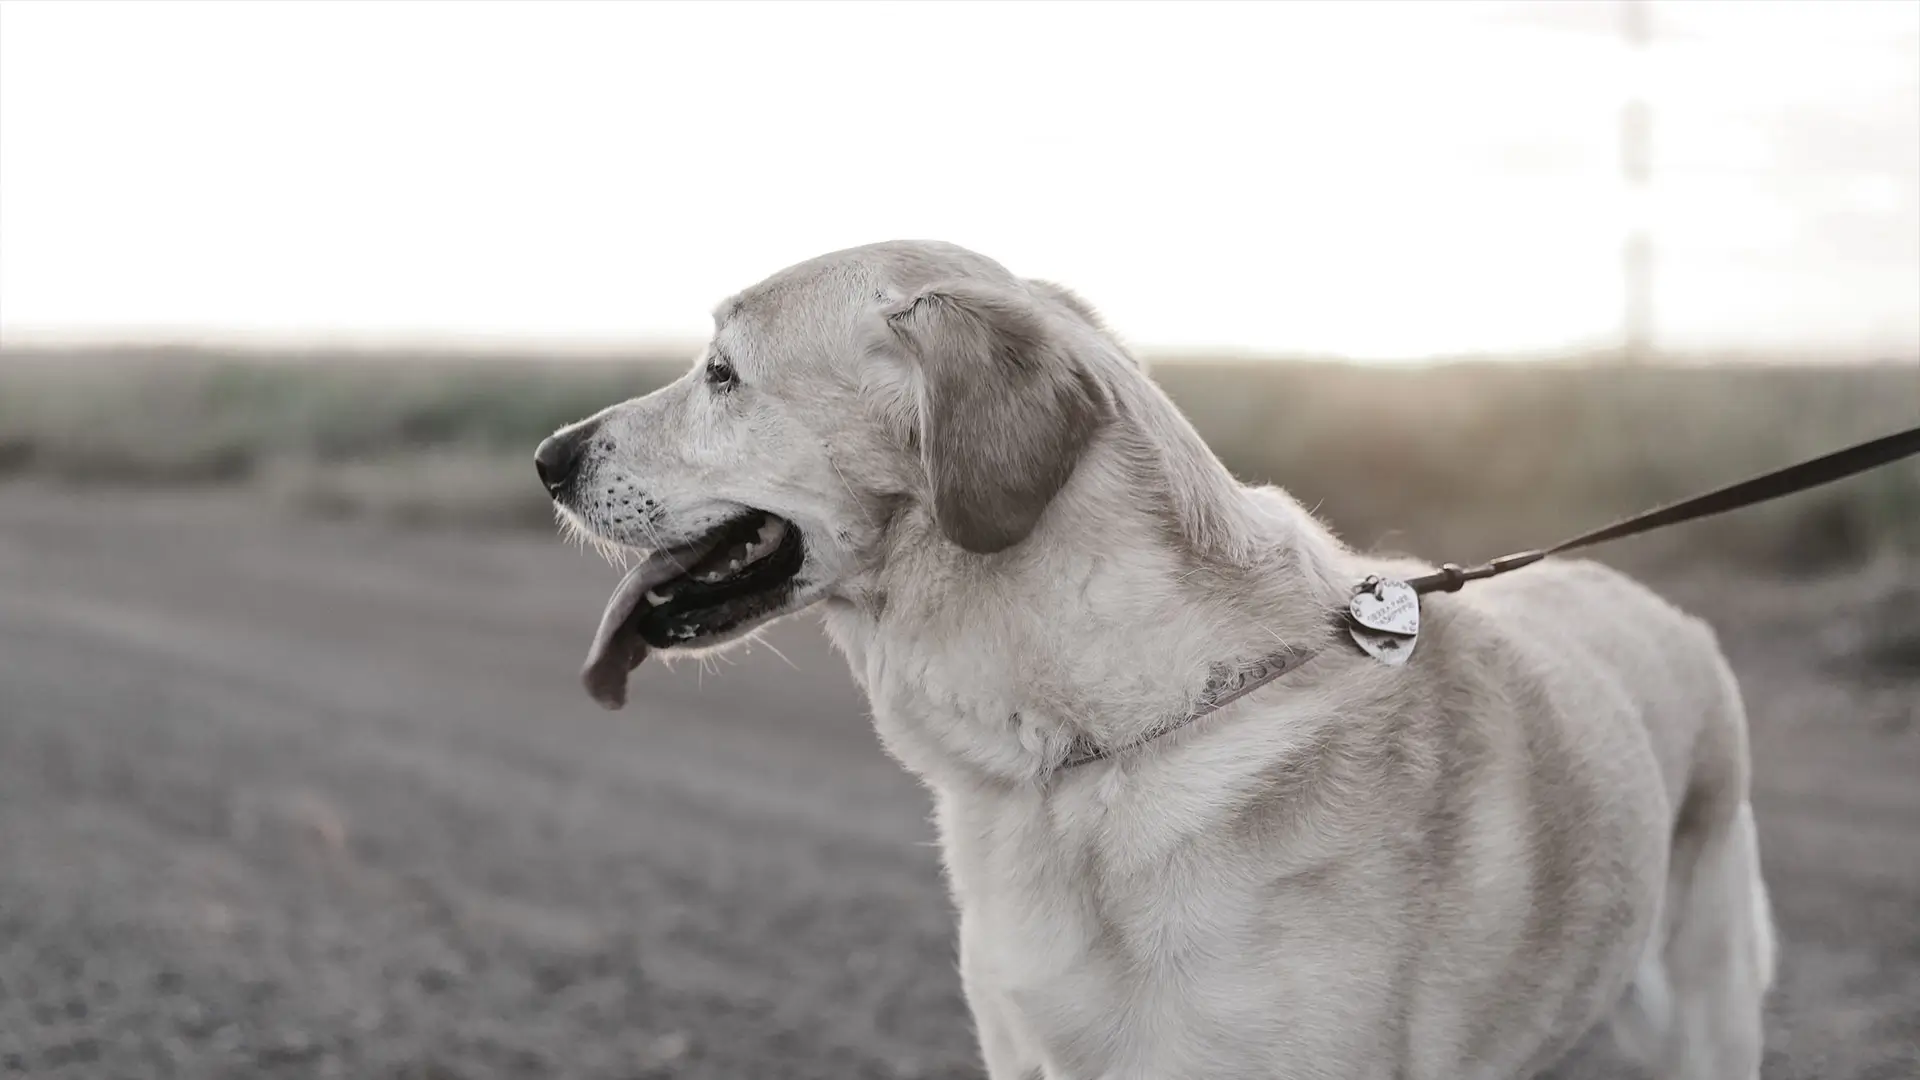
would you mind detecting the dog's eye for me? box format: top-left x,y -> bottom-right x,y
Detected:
706,356 -> 737,390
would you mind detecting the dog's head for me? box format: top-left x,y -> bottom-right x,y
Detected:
540,240 -> 1122,707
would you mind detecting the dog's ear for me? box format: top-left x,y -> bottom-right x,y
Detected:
885,281 -> 1106,554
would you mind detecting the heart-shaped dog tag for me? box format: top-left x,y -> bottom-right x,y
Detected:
1349,624 -> 1415,666
1350,578 -> 1420,637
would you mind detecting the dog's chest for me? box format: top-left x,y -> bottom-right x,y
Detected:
938,788 -> 1361,1076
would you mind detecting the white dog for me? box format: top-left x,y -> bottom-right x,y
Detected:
538,241 -> 1774,1079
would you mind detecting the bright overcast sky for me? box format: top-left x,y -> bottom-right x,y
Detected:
2,0 -> 1916,359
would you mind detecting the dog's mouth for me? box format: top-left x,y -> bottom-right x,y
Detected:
580,509 -> 804,709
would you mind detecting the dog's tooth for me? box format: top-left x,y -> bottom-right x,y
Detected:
645,590 -> 667,606
742,526 -> 781,562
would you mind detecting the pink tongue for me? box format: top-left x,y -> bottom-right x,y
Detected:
580,544 -> 712,709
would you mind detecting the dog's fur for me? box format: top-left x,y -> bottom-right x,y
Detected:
548,241 -> 1774,1079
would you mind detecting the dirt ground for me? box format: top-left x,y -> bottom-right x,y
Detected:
1,487 -> 1915,1079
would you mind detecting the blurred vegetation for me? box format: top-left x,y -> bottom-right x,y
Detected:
1156,357 -> 1920,572
1,346 -> 1916,572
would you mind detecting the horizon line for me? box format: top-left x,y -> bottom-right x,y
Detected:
2,328 -> 1916,370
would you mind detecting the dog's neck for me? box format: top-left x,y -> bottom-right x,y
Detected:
821,388 -> 1355,788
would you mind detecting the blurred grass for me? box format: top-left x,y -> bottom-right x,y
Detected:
1160,357 -> 1920,571
1,346 -> 1916,571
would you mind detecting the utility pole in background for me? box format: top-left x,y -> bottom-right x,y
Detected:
1621,0 -> 1654,361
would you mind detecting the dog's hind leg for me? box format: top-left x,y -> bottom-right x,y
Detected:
1615,788 -> 1774,1080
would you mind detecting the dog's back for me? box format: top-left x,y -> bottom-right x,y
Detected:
1441,558 -> 1739,826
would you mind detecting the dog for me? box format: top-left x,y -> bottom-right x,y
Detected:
538,241 -> 1774,1079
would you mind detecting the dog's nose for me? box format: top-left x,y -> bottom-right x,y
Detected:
534,423 -> 596,494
